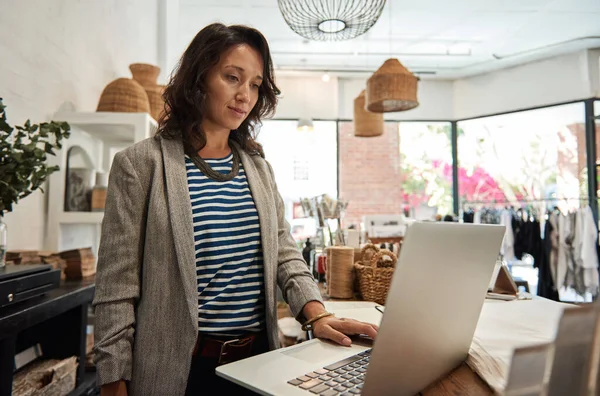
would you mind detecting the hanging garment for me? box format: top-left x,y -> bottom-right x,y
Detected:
480,208 -> 501,224
513,212 -> 525,259
563,212 -> 579,292
517,218 -> 543,268
580,206 -> 600,295
555,213 -> 570,290
538,219 -> 560,301
500,209 -> 515,261
548,212 -> 559,288
474,210 -> 482,224
566,212 -> 586,296
463,209 -> 474,223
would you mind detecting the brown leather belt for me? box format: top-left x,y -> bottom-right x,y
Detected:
192,332 -> 260,365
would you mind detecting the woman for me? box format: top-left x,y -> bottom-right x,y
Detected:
93,23 -> 378,396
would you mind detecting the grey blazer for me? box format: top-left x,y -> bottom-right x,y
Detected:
92,135 -> 323,395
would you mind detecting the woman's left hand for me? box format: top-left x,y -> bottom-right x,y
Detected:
312,316 -> 378,346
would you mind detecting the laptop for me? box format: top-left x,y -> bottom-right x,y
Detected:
217,222 -> 506,396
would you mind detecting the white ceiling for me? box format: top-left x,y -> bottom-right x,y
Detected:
176,0 -> 600,79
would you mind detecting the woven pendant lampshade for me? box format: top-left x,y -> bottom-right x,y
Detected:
353,90 -> 383,137
366,58 -> 419,113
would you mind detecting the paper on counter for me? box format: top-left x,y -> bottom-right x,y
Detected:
467,298 -> 571,393
323,301 -> 382,326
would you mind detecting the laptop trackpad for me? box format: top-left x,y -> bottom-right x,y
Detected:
280,341 -> 338,364
280,340 -> 364,363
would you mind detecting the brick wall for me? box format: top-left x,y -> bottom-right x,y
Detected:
338,121 -> 404,227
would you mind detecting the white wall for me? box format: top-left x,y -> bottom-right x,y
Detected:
273,50 -> 599,123
275,76 -> 339,120
587,49 -> 600,97
274,75 -> 454,121
338,78 -> 454,121
453,51 -> 595,119
0,0 -> 158,251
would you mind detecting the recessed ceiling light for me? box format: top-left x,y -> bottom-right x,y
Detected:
322,73 -> 330,82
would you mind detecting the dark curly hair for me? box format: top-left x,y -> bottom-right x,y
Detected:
156,23 -> 280,157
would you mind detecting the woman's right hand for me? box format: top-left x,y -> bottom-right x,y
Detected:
101,380 -> 128,396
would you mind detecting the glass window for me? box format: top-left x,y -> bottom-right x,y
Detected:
595,100 -> 600,208
256,120 -> 337,242
457,103 -> 587,211
338,121 -> 453,228
458,103 -> 588,302
398,122 -> 453,219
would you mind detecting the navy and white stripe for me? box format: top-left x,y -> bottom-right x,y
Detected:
185,153 -> 265,336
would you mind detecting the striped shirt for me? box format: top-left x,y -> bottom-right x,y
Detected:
185,153 -> 265,336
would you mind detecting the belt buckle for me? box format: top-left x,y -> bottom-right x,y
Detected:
218,338 -> 240,365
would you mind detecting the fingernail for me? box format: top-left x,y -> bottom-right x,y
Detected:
342,337 -> 351,346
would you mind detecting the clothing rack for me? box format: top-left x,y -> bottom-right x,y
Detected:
462,197 -> 588,205
461,197 -> 589,212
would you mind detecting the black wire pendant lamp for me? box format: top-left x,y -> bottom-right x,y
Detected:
277,0 -> 386,41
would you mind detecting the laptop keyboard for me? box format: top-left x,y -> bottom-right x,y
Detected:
287,349 -> 371,395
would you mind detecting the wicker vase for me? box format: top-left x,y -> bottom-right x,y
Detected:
130,63 -> 165,121
353,90 -> 383,137
97,78 -> 150,113
129,63 -> 160,86
366,58 -> 419,113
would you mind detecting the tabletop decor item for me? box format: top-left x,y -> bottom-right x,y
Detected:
0,98 -> 70,267
129,63 -> 166,121
354,248 -> 397,304
97,77 -> 150,114
326,246 -> 355,299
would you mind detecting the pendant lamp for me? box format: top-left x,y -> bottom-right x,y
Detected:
297,118 -> 314,132
277,0 -> 386,42
366,58 -> 419,113
353,90 -> 383,137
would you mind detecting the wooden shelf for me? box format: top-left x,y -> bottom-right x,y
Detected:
59,212 -> 104,225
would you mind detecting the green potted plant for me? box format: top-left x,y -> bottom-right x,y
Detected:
0,98 -> 71,267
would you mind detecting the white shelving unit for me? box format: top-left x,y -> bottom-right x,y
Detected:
45,112 -> 157,256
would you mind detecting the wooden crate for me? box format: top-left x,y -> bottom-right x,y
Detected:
12,356 -> 78,396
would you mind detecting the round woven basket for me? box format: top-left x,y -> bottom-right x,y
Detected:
129,63 -> 161,86
145,84 -> 166,121
326,246 -> 355,299
354,249 -> 397,305
366,58 -> 419,113
353,90 -> 383,137
130,63 -> 165,121
97,78 -> 150,113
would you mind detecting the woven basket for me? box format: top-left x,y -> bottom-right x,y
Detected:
129,63 -> 160,86
354,249 -> 397,305
97,78 -> 150,113
359,243 -> 380,265
366,58 -> 419,113
145,83 -> 166,121
130,63 -> 165,121
353,90 -> 383,137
